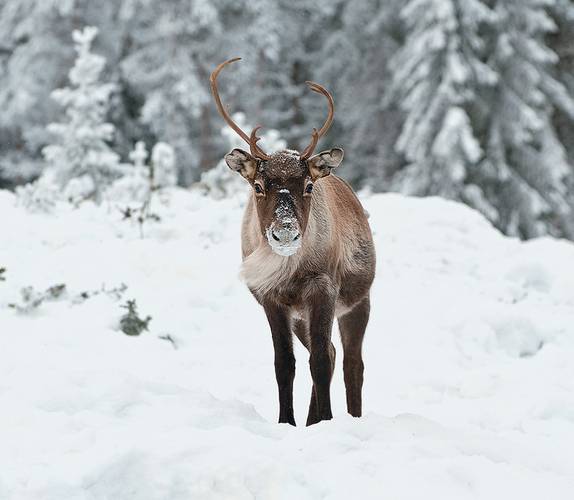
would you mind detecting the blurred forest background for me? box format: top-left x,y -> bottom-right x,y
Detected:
1,0 -> 574,239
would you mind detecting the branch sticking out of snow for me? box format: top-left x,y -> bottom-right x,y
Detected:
9,284 -> 67,314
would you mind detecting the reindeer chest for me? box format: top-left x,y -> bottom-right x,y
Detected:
247,261 -> 339,311
263,276 -> 307,307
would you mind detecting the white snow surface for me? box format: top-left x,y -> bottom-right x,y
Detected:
1,188 -> 574,499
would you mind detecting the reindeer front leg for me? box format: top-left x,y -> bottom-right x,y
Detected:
307,281 -> 337,426
263,302 -> 296,426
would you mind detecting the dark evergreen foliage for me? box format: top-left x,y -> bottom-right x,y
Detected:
119,299 -> 151,336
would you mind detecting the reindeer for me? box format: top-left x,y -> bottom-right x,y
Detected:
210,58 -> 375,426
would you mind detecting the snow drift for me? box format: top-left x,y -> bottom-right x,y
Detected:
1,188 -> 573,499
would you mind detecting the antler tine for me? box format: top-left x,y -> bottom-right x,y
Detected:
249,126 -> 270,160
210,58 -> 268,159
300,128 -> 319,160
299,81 -> 335,160
210,58 -> 248,143
305,81 -> 335,137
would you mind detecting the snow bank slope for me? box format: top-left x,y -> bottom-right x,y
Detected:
1,189 -> 573,499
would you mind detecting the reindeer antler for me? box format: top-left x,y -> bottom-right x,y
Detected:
249,126 -> 267,159
299,128 -> 319,160
299,81 -> 335,160
210,58 -> 269,160
211,60 -> 335,161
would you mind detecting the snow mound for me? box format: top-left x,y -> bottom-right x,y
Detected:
1,189 -> 573,499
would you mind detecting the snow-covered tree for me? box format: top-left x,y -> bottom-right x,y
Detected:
105,141 -> 150,204
15,175 -> 60,213
310,0 -> 404,189
151,142 -> 177,189
118,0 -> 224,183
385,0 -> 574,239
0,1 -> 129,158
1,0 -> 574,239
477,0 -> 574,238
543,0 -> 574,231
0,0 -> 77,154
548,0 -> 574,170
387,0 -> 496,206
106,140 -> 177,205
129,141 -> 148,169
43,26 -> 121,202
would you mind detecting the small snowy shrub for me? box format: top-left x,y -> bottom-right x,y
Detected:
119,299 -> 151,336
109,141 -> 177,237
74,283 -> 127,304
151,142 -> 177,189
107,141 -> 177,205
9,284 -> 67,313
121,141 -> 153,204
15,176 -> 60,213
198,160 -> 247,200
106,165 -> 150,205
0,268 -> 5,282
42,26 -> 122,202
7,281 -> 128,313
130,140 -> 148,169
63,175 -> 96,205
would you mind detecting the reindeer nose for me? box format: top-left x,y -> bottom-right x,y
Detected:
271,228 -> 300,244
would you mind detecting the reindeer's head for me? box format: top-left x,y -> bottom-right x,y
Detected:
210,58 -> 344,256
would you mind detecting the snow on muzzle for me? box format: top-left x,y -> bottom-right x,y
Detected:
266,196 -> 302,257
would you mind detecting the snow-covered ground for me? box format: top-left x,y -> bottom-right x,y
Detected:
1,187 -> 573,499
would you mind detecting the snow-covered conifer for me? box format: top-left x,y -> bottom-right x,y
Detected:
478,0 -> 574,238
151,143 -> 177,189
387,0 -> 496,208
129,141 -> 148,170
106,141 -> 150,205
15,176 -> 60,213
42,26 -> 121,202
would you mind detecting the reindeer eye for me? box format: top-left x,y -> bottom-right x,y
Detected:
254,183 -> 264,195
305,183 -> 313,194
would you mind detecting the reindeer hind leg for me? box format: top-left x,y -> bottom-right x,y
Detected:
338,296 -> 370,418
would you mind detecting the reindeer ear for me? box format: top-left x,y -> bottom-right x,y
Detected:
307,148 -> 344,180
225,149 -> 258,180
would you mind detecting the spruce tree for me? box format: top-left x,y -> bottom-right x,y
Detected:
387,0 -> 496,207
313,0 -> 404,189
43,26 -> 121,202
119,0 -> 224,182
477,0 -> 574,238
